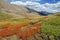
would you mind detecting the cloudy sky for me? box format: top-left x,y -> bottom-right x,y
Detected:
8,0 -> 60,13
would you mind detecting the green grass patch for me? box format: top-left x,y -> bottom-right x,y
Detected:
41,16 -> 60,39
0,12 -> 14,21
0,12 -> 12,18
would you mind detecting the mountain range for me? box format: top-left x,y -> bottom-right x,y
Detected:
0,0 -> 40,18
0,0 -> 60,18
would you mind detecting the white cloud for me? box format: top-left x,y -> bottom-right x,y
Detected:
10,1 -> 40,5
42,2 -> 60,13
10,1 -> 60,13
10,1 -> 26,5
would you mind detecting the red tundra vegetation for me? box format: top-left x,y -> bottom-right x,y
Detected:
0,22 -> 41,40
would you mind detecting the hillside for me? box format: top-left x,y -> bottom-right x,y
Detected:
0,0 -> 60,40
0,12 -> 60,40
41,12 -> 60,40
0,0 -> 40,18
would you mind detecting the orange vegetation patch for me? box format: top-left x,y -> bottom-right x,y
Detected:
0,22 -> 41,40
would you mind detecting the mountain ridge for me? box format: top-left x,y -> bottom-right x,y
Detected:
0,0 -> 40,18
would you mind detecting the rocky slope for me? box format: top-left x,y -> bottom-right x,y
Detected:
0,0 -> 40,18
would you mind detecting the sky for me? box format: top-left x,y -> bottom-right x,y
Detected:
8,0 -> 60,13
8,0 -> 60,3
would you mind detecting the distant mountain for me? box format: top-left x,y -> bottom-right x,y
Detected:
26,6 -> 53,16
39,11 -> 53,15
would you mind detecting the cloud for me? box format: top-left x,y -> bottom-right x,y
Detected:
42,2 -> 60,13
10,1 -> 60,13
10,1 -> 26,5
10,1 -> 40,5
